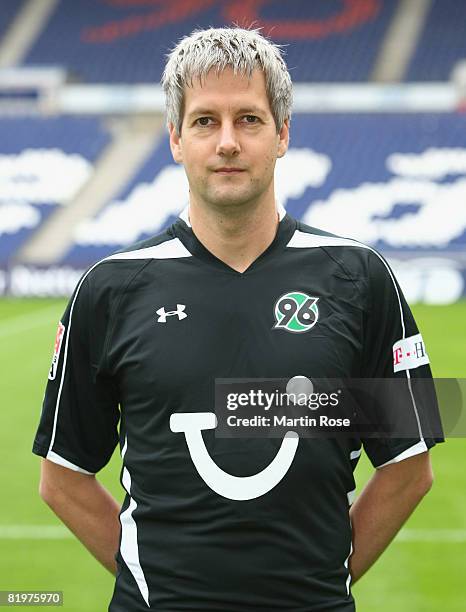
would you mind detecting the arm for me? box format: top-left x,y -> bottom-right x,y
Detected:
349,451 -> 433,583
39,458 -> 121,575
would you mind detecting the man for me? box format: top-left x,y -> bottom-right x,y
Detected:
34,27 -> 442,611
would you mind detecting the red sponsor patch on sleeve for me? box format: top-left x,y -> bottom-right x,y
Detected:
48,321 -> 66,380
392,333 -> 429,373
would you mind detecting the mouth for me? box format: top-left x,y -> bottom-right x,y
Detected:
213,168 -> 246,175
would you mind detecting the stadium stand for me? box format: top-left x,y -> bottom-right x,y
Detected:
23,0 -> 395,83
0,116 -> 110,267
405,0 -> 466,82
61,133 -> 186,266
0,0 -> 25,41
1,1 -> 466,300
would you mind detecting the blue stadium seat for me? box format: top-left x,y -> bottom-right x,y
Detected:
0,116 -> 110,266
61,132 -> 185,266
406,0 -> 466,81
0,0 -> 25,41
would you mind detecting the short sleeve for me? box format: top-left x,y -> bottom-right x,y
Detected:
32,274 -> 120,474
360,251 -> 444,468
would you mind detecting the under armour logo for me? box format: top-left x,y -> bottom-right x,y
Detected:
156,304 -> 187,323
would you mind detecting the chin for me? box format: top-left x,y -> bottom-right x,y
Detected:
206,188 -> 259,209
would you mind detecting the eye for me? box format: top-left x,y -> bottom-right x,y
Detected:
240,115 -> 260,124
195,117 -> 213,127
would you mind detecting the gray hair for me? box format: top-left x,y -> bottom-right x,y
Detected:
162,27 -> 293,134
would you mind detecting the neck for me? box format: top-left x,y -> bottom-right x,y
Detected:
188,196 -> 280,273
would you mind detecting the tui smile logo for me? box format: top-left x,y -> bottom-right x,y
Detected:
170,412 -> 299,500
273,292 -> 319,333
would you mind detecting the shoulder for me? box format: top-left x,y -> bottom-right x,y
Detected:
291,219 -> 369,254
287,220 -> 410,348
289,219 -> 382,274
87,223 -> 190,279
71,224 -> 191,307
287,218 -> 401,301
105,225 -> 191,262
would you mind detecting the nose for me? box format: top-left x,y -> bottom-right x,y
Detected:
216,121 -> 241,157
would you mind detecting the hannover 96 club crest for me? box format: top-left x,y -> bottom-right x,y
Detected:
273,292 -> 319,333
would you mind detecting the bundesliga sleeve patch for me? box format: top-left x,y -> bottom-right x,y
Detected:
393,333 -> 429,373
48,321 -> 66,380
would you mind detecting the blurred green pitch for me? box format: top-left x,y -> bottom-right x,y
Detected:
0,299 -> 464,611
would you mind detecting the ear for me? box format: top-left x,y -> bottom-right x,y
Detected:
277,118 -> 290,159
169,122 -> 183,164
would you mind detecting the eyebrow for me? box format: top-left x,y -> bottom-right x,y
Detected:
186,106 -> 267,119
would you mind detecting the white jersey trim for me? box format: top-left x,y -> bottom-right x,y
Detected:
46,450 -> 94,475
287,232 -> 366,250
344,540 -> 353,596
286,228 -> 424,442
120,437 -> 150,607
347,488 -> 356,506
106,238 -> 192,261
376,440 -> 428,469
47,236 -> 192,458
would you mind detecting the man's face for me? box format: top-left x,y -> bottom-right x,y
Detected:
169,67 -> 289,211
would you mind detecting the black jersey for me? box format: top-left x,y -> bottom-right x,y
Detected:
33,211 -> 442,611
